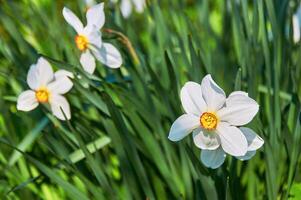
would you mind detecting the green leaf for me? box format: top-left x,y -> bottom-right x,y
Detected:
8,117 -> 49,166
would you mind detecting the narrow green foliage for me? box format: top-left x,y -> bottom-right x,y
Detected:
0,0 -> 300,199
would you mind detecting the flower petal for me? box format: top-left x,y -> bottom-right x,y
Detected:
85,27 -> 102,49
217,93 -> 259,126
63,7 -> 84,34
120,0 -> 132,18
85,0 -> 96,7
168,114 -> 200,142
26,64 -> 38,90
132,0 -> 145,13
293,15 -> 301,43
192,128 -> 220,150
200,147 -> 226,169
49,95 -> 71,120
86,3 -> 105,30
47,77 -> 73,95
236,151 -> 256,161
229,91 -> 248,97
201,74 -> 226,111
80,51 -> 96,74
54,70 -> 74,79
27,57 -> 54,89
180,82 -> 207,116
17,90 -> 38,111
92,42 -> 122,68
240,127 -> 264,151
217,122 -> 248,156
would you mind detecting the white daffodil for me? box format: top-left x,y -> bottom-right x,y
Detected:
63,3 -> 122,74
168,74 -> 264,167
84,0 -> 96,9
293,5 -> 301,43
17,57 -> 73,120
111,0 -> 146,18
201,127 -> 264,169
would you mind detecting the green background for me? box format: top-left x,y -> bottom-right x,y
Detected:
0,0 -> 300,199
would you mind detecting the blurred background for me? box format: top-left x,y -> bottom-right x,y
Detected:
0,0 -> 301,199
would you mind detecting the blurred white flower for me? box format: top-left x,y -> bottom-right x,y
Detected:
17,57 -> 73,120
63,3 -> 122,74
84,0 -> 96,8
168,74 -> 264,168
293,5 -> 301,43
111,0 -> 146,18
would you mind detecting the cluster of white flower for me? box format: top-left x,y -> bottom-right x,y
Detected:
85,0 -> 146,18
16,2 -> 263,169
168,75 -> 264,168
17,3 -> 122,120
112,0 -> 146,18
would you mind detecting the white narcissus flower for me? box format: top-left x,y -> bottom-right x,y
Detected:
84,0 -> 96,8
63,3 -> 122,74
293,5 -> 301,43
111,0 -> 146,18
17,57 -> 73,121
168,74 -> 264,169
293,15 -> 300,43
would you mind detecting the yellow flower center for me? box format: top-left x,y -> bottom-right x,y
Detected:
75,35 -> 89,51
35,88 -> 50,103
200,112 -> 218,131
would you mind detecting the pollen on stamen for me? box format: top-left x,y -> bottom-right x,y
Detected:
200,112 -> 218,131
75,35 -> 89,51
35,88 -> 49,103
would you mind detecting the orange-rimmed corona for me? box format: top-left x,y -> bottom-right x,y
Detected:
200,112 -> 218,131
35,88 -> 50,103
75,35 -> 89,51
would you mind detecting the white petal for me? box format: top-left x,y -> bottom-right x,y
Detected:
92,42 -> 122,68
293,15 -> 300,43
47,77 -> 73,95
85,28 -> 102,49
120,0 -> 132,18
229,91 -> 248,97
168,114 -> 200,142
180,82 -> 207,116
236,151 -> 256,161
27,57 -> 54,89
132,0 -> 145,13
54,70 -> 74,79
217,93 -> 259,126
192,128 -> 220,150
200,147 -> 226,169
201,74 -> 226,111
50,95 -> 71,120
86,3 -> 105,30
26,64 -> 38,90
85,0 -> 96,7
17,90 -> 38,111
80,51 -> 96,74
239,127 -> 264,151
63,7 -> 84,34
217,122 -> 248,157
